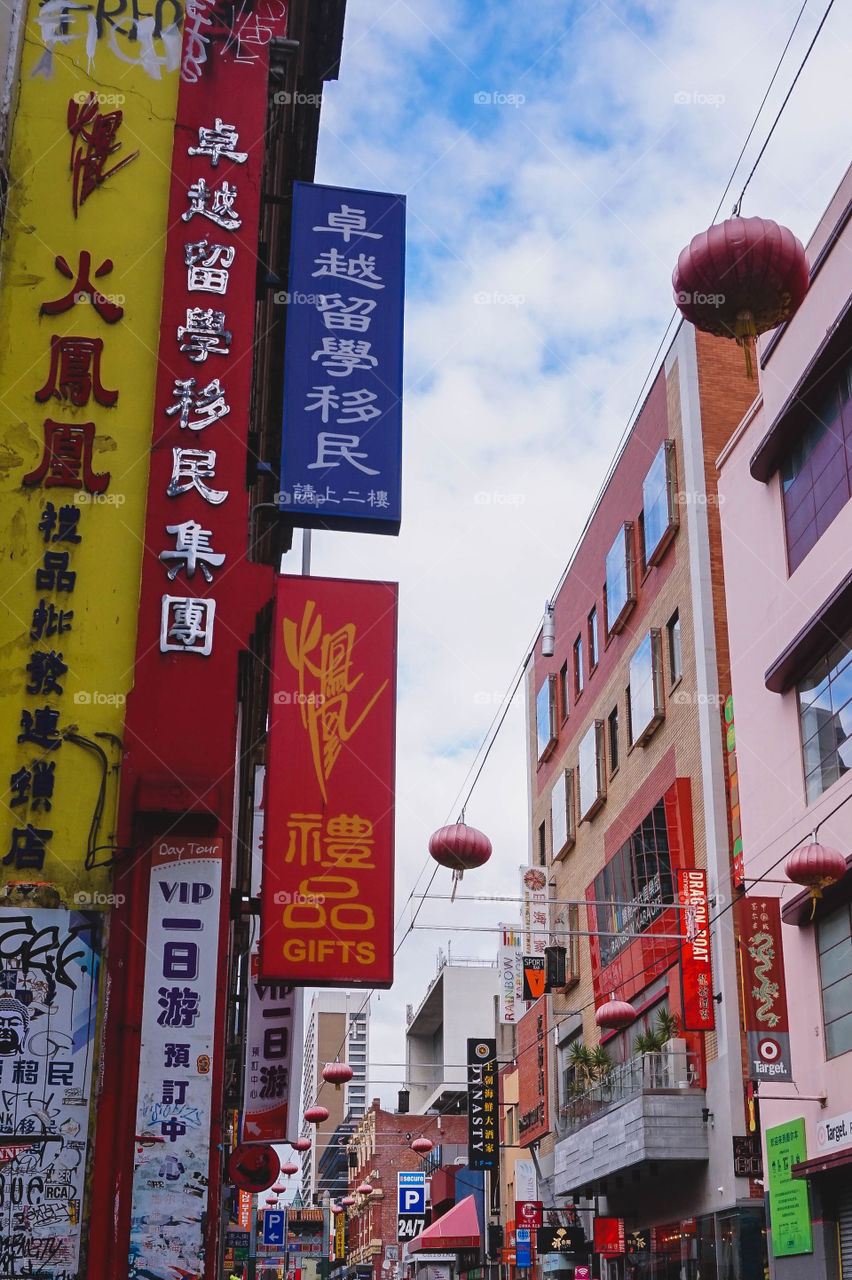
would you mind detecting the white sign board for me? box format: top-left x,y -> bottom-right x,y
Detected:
817,1109 -> 852,1155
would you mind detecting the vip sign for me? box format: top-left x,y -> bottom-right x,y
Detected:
261,576 -> 398,986
129,838 -> 224,1275
241,952 -> 303,1142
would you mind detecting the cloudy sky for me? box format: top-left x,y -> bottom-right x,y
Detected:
293,0 -> 852,1106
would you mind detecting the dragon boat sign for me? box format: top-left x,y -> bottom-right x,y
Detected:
734,896 -> 792,1081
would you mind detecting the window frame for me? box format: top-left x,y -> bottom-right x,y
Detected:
578,719 -> 606,821
573,634 -> 584,698
536,673 -> 558,763
797,625 -> 852,803
667,609 -> 682,685
628,628 -> 665,746
642,439 -> 679,567
605,522 -> 637,635
551,767 -> 576,860
818,902 -> 852,1059
588,606 -> 599,670
608,704 -> 619,775
559,660 -> 569,721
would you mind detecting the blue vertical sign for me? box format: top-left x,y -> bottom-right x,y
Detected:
280,181 -> 405,534
516,1228 -> 532,1267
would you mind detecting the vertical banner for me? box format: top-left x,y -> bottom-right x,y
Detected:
0,0 -> 180,903
678,868 -> 714,1031
766,1119 -> 813,1257
498,924 -> 524,1024
241,954 -> 303,1142
280,182 -> 406,534
261,576 -> 398,986
521,868 -> 549,959
0,910 -> 100,1276
467,1038 -> 498,1172
734,896 -> 792,1081
129,838 -> 224,1276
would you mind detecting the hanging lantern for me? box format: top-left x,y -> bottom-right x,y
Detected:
595,998 -> 637,1030
280,1162 -> 299,1177
672,216 -> 809,376
785,840 -> 847,914
304,1105 -> 329,1125
266,1195 -> 278,1206
291,1136 -> 312,1152
342,1195 -> 356,1207
322,1061 -> 354,1090
411,1136 -> 433,1155
357,1181 -> 373,1196
429,822 -> 492,900
273,1183 -> 287,1194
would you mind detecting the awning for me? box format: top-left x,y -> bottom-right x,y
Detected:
792,1148 -> 852,1179
407,1196 -> 481,1254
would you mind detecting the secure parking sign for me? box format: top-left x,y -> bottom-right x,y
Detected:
398,1171 -> 426,1241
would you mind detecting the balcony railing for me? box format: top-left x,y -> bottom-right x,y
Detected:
558,1049 -> 700,1134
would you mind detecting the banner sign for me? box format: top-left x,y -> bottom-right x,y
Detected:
499,924 -> 524,1024
467,1038 -> 498,1171
522,956 -> 546,1002
0,909 -> 101,1277
516,1201 -> 543,1228
517,1005 -> 549,1146
678,868 -> 714,1031
766,1119 -> 812,1257
734,896 -> 792,1081
335,1211 -> 347,1258
241,952 -> 302,1142
398,1170 -> 426,1215
280,181 -> 406,534
537,1227 -> 585,1254
129,838 -> 224,1276
261,576 -> 398,986
521,867 -> 549,958
515,1228 -> 531,1267
817,1108 -> 852,1156
594,1217 -> 625,1256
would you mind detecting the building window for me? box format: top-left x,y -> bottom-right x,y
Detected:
578,720 -> 606,820
573,635 -> 584,697
818,904 -> 852,1058
592,798 -> 674,968
537,821 -> 547,867
536,674 -> 558,762
605,523 -> 636,635
559,661 -> 569,720
643,440 -> 678,565
588,607 -> 599,669
668,609 -> 682,684
608,705 -> 619,774
628,629 -> 665,745
798,626 -> 852,803
551,768 -> 576,859
782,361 -> 852,573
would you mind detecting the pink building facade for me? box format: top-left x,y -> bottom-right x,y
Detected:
718,164 -> 852,1279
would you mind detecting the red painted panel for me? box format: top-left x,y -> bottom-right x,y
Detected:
261,575 -> 397,986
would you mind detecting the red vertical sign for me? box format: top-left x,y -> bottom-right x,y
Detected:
678,868 -> 715,1031
733,895 -> 792,1080
261,575 -> 397,986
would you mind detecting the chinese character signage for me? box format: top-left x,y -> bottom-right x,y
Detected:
280,182 -> 405,534
241,953 -> 303,1143
467,1038 -> 498,1171
261,576 -> 398,986
517,1004 -> 549,1146
594,1217 -> 625,1256
0,0 -> 180,897
678,868 -> 714,1031
734,896 -> 792,1081
0,909 -> 101,1277
129,838 -> 224,1276
521,867 -> 549,958
766,1119 -> 812,1257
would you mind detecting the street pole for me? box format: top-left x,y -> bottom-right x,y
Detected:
321,1189 -> 331,1280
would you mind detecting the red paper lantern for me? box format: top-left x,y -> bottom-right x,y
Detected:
342,1195 -> 356,1207
411,1136 -> 433,1155
291,1136 -> 312,1152
273,1183 -> 287,1194
785,841 -> 847,907
673,216 -> 809,375
304,1105 -> 329,1125
281,1162 -> 299,1177
357,1181 -> 374,1196
429,823 -> 492,873
595,999 -> 637,1030
266,1195 -> 278,1206
322,1061 -> 354,1090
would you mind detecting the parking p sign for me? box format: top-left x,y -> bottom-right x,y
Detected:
398,1171 -> 425,1215
263,1210 -> 286,1246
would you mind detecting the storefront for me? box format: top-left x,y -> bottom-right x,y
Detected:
592,1209 -> 766,1280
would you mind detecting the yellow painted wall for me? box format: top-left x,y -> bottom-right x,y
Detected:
0,1 -> 182,897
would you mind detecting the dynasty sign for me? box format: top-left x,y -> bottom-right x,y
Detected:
467,1038 -> 498,1172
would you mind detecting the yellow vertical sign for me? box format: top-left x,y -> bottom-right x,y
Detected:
0,1 -> 182,896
